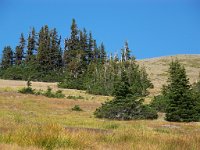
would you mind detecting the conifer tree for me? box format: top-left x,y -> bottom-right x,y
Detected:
1,46 -> 13,69
37,25 -> 51,71
15,33 -> 25,65
100,43 -> 106,64
87,32 -> 93,63
124,41 -> 131,61
165,60 -> 198,122
94,69 -> 157,120
26,28 -> 36,62
50,28 -> 62,70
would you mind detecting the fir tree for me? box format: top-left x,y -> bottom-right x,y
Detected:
165,60 -> 198,122
100,43 -> 106,64
15,33 -> 25,65
124,41 -> 131,61
1,46 -> 13,69
26,28 -> 36,62
94,70 -> 157,120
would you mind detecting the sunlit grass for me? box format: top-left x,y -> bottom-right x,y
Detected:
0,87 -> 200,150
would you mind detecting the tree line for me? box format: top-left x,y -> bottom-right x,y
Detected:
1,19 -> 200,122
0,19 -> 152,97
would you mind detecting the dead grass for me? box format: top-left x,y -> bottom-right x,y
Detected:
137,54 -> 200,96
0,86 -> 200,150
1,55 -> 200,149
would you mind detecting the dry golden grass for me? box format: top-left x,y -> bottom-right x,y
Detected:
137,54 -> 200,96
1,55 -> 200,149
0,85 -> 200,149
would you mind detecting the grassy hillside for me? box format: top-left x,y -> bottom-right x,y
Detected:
0,55 -> 200,150
137,54 -> 200,95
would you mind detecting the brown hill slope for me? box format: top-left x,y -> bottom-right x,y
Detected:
137,54 -> 200,96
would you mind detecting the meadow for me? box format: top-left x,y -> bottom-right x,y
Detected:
0,79 -> 200,150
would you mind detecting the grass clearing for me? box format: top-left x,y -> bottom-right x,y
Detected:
1,71 -> 200,149
0,88 -> 200,150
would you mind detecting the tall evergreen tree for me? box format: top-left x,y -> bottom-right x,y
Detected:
100,43 -> 106,64
50,28 -> 63,70
87,32 -> 93,63
37,25 -> 51,71
165,60 -> 198,122
94,69 -> 157,120
124,41 -> 131,61
15,33 -> 25,65
26,28 -> 36,62
1,46 -> 13,69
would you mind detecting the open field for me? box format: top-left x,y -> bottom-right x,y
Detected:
138,54 -> 200,96
0,55 -> 200,150
0,79 -> 200,149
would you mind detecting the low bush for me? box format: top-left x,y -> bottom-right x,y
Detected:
18,87 -> 35,94
94,97 -> 158,120
19,83 -> 65,99
67,95 -> 84,100
149,95 -> 168,113
71,105 -> 83,111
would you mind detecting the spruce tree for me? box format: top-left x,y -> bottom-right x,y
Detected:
94,70 -> 157,120
124,41 -> 131,61
165,60 -> 198,122
100,43 -> 106,64
15,33 -> 25,65
26,28 -> 36,62
1,46 -> 13,69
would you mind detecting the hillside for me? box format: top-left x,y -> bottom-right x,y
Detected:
137,54 -> 200,95
0,55 -> 200,149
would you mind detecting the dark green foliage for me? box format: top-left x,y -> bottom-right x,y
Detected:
150,95 -> 168,113
19,84 -> 65,99
15,33 -> 25,65
71,105 -> 83,111
26,28 -> 36,62
67,95 -> 84,100
19,87 -> 35,94
192,81 -> 200,120
94,70 -> 157,120
1,46 -> 13,69
0,19 -> 152,103
18,80 -> 35,94
43,87 -> 65,98
165,60 -> 199,122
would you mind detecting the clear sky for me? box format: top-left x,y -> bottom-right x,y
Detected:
0,0 -> 200,59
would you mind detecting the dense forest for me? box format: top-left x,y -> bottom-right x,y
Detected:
0,19 -> 152,96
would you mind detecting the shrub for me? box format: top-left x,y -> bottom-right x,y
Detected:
149,95 -> 168,113
55,90 -> 65,98
94,97 -> 158,120
67,95 -> 84,100
140,105 -> 158,119
44,87 -> 65,98
18,87 -> 35,94
44,86 -> 54,98
71,105 -> 83,111
94,70 -> 158,120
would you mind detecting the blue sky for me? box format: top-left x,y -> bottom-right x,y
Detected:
0,0 -> 200,59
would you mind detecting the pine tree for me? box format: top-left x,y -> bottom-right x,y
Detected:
26,28 -> 36,62
15,33 -> 25,65
87,32 -> 93,63
66,18 -> 79,51
50,28 -> 62,70
165,60 -> 198,122
94,69 -> 157,120
37,25 -> 51,71
1,46 -> 13,69
100,43 -> 106,64
124,41 -> 131,61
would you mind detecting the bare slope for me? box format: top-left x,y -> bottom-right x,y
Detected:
137,54 -> 200,95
